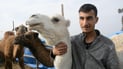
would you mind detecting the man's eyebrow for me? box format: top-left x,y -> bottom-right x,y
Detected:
87,16 -> 93,19
79,16 -> 93,19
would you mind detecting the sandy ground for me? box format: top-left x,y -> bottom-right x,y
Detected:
0,63 -> 33,69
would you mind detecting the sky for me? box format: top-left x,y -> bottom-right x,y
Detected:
0,0 -> 123,39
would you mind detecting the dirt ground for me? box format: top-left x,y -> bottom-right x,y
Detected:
0,63 -> 33,69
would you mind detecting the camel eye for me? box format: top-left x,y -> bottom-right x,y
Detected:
52,17 -> 59,23
24,27 -> 28,32
24,35 -> 31,40
31,14 -> 36,17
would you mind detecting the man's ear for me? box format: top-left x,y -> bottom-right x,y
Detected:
95,17 -> 99,24
65,20 -> 70,27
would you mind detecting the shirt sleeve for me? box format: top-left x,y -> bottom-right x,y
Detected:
106,43 -> 120,69
50,49 -> 56,59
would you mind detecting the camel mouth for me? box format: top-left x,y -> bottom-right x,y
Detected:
13,40 -> 20,45
13,39 -> 25,46
29,23 -> 40,27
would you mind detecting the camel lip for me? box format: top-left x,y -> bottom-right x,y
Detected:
29,23 -> 40,27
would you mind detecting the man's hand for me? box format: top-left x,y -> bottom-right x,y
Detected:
53,42 -> 67,55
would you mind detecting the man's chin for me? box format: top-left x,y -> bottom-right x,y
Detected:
83,30 -> 91,34
83,30 -> 89,33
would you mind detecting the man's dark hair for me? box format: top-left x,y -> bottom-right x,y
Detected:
79,3 -> 97,17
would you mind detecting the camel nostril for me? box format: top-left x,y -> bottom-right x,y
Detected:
13,39 -> 18,44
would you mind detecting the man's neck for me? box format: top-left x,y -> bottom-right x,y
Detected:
84,30 -> 97,43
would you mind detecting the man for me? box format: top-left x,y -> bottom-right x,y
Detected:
52,3 -> 120,69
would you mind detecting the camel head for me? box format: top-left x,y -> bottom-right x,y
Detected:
15,24 -> 28,36
25,13 -> 70,45
14,31 -> 43,48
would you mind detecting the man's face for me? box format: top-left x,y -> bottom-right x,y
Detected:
79,10 -> 98,33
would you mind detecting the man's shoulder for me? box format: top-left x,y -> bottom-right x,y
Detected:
100,35 -> 113,43
71,33 -> 83,40
99,35 -> 115,48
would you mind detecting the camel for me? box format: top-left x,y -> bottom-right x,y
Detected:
14,31 -> 54,67
4,31 -> 16,69
0,24 -> 27,69
25,14 -> 72,69
110,33 -> 123,69
0,31 -> 15,62
12,24 -> 27,69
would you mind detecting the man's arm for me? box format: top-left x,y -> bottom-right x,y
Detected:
106,44 -> 120,69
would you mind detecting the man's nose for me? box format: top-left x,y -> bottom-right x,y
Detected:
83,19 -> 89,25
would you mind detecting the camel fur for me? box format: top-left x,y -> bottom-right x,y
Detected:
26,14 -> 72,69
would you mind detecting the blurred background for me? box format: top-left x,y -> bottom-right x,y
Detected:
0,0 -> 123,38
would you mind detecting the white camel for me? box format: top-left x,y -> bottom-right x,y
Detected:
26,14 -> 72,69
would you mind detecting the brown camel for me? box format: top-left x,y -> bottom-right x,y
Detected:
0,24 -> 27,69
4,31 -> 16,69
0,31 -> 15,62
12,24 -> 27,69
14,31 -> 54,67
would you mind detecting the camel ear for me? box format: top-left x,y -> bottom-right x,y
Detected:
15,27 -> 19,31
34,32 -> 39,38
65,20 -> 70,27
